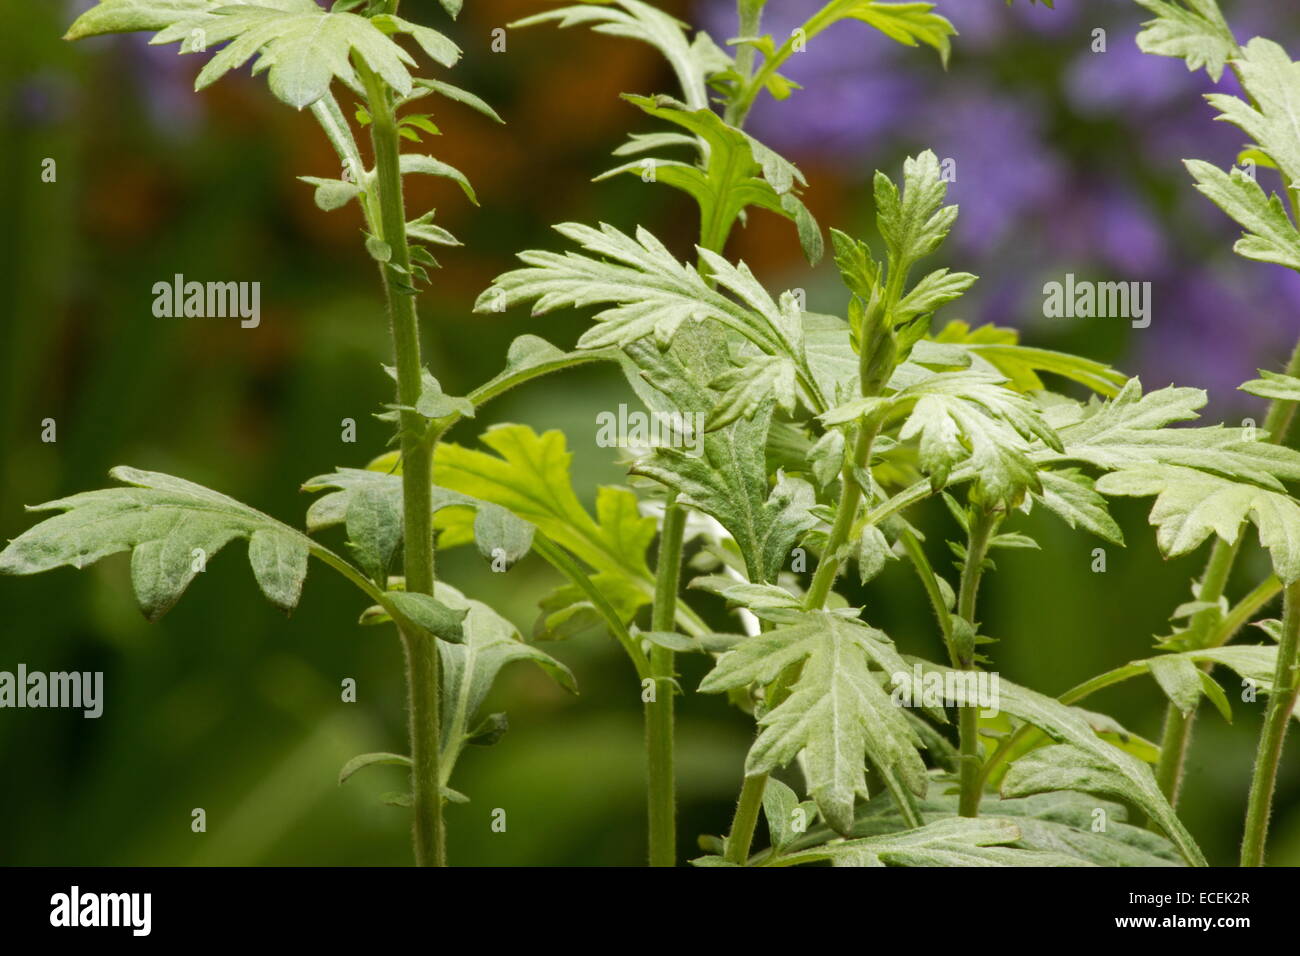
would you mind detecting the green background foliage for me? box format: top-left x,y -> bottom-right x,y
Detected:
0,0 -> 1297,865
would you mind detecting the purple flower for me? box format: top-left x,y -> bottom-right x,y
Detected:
1065,38 -> 1195,116
1048,185 -> 1168,274
921,89 -> 1064,252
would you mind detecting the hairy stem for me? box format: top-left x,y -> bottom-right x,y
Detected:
977,570 -> 1285,792
647,495 -> 686,866
361,62 -> 443,867
899,529 -> 960,666
1151,538 -> 1241,805
1154,337 -> 1300,805
1240,579 -> 1300,866
957,508 -> 999,817
725,772 -> 768,865
531,534 -> 650,679
723,1 -> 764,127
1153,707 -> 1197,808
724,287 -> 901,854
726,3 -> 847,128
804,422 -> 880,608
723,415 -> 886,860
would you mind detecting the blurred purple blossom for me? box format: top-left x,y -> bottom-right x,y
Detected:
1065,35 -> 1195,115
920,89 -> 1064,252
1050,185 -> 1168,274
1141,267 -> 1300,401
692,0 -> 1300,407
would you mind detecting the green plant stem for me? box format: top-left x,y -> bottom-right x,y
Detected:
1241,579 -> 1300,866
725,772 -> 768,865
1153,704 -> 1197,807
1153,337 -> 1300,805
898,528 -> 960,666
647,495 -> 686,867
723,283 -> 902,856
976,572 -> 1286,793
531,534 -> 650,680
361,61 -> 444,867
723,411 -> 889,861
311,94 -> 372,221
805,422 -> 880,607
722,0 -> 765,127
957,508 -> 999,817
1152,537 -> 1241,805
1262,340 -> 1300,440
727,2 -> 846,128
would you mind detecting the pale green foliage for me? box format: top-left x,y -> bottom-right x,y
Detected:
424,423 -> 671,636
1148,655 -> 1225,719
0,468 -> 309,620
68,0 -> 460,111
733,1 -> 956,85
344,480 -> 402,581
302,466 -> 535,569
471,66 -> 1300,864
406,77 -> 503,125
1206,39 -> 1300,188
338,751 -> 411,786
761,778 -> 820,850
623,334 -> 817,584
1133,0 -> 1236,81
707,356 -> 797,430
386,591 -> 467,643
874,150 -> 959,274
40,0 -> 574,860
760,816 -> 1085,867
788,788 -> 1184,867
597,95 -> 822,261
932,320 -> 1126,396
300,174 -> 360,212
823,2 -> 957,68
980,672 -> 1206,865
1183,36 -> 1300,278
639,441 -> 817,585
64,0 -> 220,37
476,222 -> 823,414
830,151 -> 976,395
1039,379 -> 1300,488
434,583 -> 576,785
1097,465 -> 1300,583
346,582 -> 578,795
467,335 -> 622,409
398,154 -> 476,204
512,0 -> 727,111
699,612 -> 925,834
1241,370 -> 1300,403
1185,162 -> 1300,270
823,369 -> 1061,506
37,0 -> 1300,869
335,750 -> 472,805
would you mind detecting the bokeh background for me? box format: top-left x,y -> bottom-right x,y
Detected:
2,0 -> 1299,865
